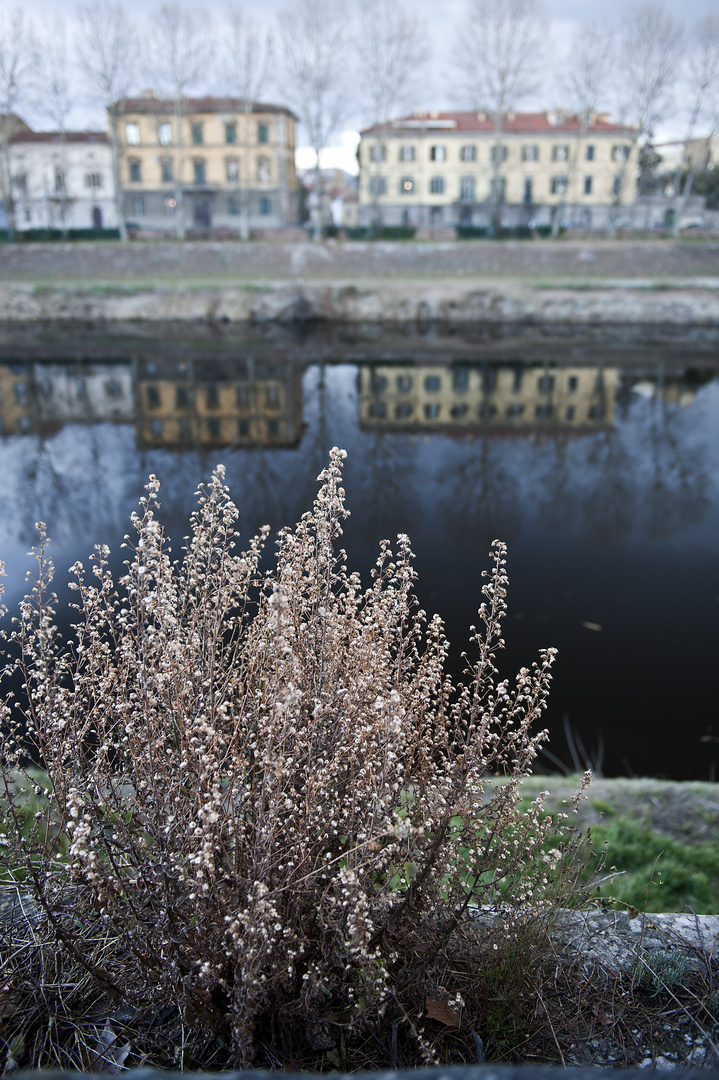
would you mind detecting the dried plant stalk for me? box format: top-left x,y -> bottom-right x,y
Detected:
0,447 -> 589,1066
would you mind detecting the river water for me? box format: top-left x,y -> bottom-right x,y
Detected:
1,322 -> 718,779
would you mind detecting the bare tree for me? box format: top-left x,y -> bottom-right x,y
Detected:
76,2 -> 138,242
219,4 -> 273,241
671,15 -> 719,235
609,2 -> 684,235
278,0 -> 349,240
454,0 -> 547,235
146,3 -> 212,240
34,15 -> 74,237
0,4 -> 33,241
550,22 -> 616,237
356,0 -> 430,234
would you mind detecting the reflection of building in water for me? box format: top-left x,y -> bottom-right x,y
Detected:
359,363 -> 620,433
135,358 -> 303,448
0,362 -> 133,435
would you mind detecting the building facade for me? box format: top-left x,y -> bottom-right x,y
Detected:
358,110 -> 640,231
5,129 -> 117,232
115,95 -> 298,234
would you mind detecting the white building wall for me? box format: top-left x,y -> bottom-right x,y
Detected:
9,137 -> 118,231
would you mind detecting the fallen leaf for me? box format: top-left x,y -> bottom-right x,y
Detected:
425,996 -> 460,1027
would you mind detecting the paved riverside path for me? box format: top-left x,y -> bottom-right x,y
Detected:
1,237 -> 718,285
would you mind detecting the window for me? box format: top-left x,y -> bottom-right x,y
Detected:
257,156 -> 271,182
565,405 -> 576,421
551,175 -> 568,195
522,144 -> 538,161
586,144 -> 595,161
129,159 -> 141,183
191,122 -> 203,145
400,176 -> 415,194
176,385 -> 190,408
13,381 -> 27,405
146,385 -> 160,409
523,177 -> 533,204
491,176 -> 506,200
226,158 -> 239,182
460,176 -> 475,202
372,374 -> 387,392
460,145 -> 476,162
584,175 -> 593,195
369,142 -> 386,162
507,403 -> 524,418
451,403 -> 468,419
161,157 -> 173,182
265,385 -> 280,408
228,196 -> 240,215
206,385 -> 220,409
260,196 -> 271,215
104,377 -> 123,399
424,375 -> 441,392
429,145 -> 446,162
369,401 -> 386,418
537,374 -> 555,393
125,122 -> 140,145
395,402 -> 413,419
225,122 -> 237,144
399,144 -> 415,162
429,176 -> 444,195
258,122 -> 269,144
54,168 -> 65,192
453,369 -> 469,393
369,175 -> 386,196
491,145 -> 507,164
535,403 -> 554,419
613,176 -> 622,196
85,172 -> 103,189
552,144 -> 569,162
612,144 -> 629,162
238,416 -> 251,435
158,122 -> 172,145
194,159 -> 206,184
397,374 -> 412,392
134,195 -> 144,216
424,402 -> 440,419
13,171 -> 27,193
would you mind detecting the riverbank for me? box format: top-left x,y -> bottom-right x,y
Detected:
0,238 -> 718,325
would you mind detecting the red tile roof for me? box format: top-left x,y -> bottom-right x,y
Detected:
114,96 -> 297,120
362,110 -> 637,137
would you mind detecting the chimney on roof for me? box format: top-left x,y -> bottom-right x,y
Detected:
430,110 -> 439,119
142,88 -> 155,98
477,110 -> 487,122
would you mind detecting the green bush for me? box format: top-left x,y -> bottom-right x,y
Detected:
0,227 -> 120,242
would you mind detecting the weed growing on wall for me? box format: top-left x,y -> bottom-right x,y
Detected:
0,448 -> 592,1069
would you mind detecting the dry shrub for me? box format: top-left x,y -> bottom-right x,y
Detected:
1,447 -> 591,1068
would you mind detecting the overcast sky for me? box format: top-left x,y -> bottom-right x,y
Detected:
15,0 -> 719,174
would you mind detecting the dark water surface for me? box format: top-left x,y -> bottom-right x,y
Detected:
1,323 -> 718,779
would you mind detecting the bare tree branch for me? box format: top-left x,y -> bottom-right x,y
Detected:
76,1 -> 138,242
453,0 -> 547,235
671,14 -> 719,234
278,0 -> 349,240
34,14 -> 74,237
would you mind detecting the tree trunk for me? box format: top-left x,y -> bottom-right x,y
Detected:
671,166 -> 698,237
489,112 -> 504,237
108,109 -> 128,242
551,114 -> 588,240
174,96 -> 185,241
0,133 -> 16,242
311,153 -> 323,241
240,100 -> 251,241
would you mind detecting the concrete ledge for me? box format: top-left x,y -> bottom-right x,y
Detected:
12,1067 -> 719,1080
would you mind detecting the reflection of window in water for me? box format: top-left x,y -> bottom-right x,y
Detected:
589,403 -> 605,420
150,418 -> 163,437
537,374 -> 555,393
267,418 -> 279,437
567,375 -> 579,393
76,378 -> 88,401
507,403 -> 524,418
237,384 -> 251,407
13,382 -> 27,405
397,374 -> 413,393
206,385 -> 220,410
104,378 -> 123,398
265,385 -> 280,409
424,402 -> 440,419
146,385 -> 160,409
369,402 -> 386,418
19,416 -> 31,433
179,418 -> 191,439
238,418 -> 250,437
566,405 -> 576,421
479,401 -> 497,420
424,375 -> 441,393
536,403 -> 554,419
451,403 -> 468,419
40,378 -> 53,398
512,368 -> 523,393
396,402 -> 413,419
371,374 -> 387,393
482,368 -> 497,392
453,369 -> 469,394
176,385 -> 190,408
207,418 -> 221,438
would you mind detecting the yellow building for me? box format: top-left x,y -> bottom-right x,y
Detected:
359,362 -> 620,434
358,110 -> 639,231
115,95 -> 298,234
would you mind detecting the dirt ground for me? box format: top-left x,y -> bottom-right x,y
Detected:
1,237 -> 718,284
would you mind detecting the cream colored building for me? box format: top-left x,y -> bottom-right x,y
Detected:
115,95 -> 298,234
358,110 -> 639,231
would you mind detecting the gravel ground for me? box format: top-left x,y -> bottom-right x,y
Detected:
1,237 -> 718,284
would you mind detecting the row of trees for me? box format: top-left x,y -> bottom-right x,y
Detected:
1,0 -> 718,241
